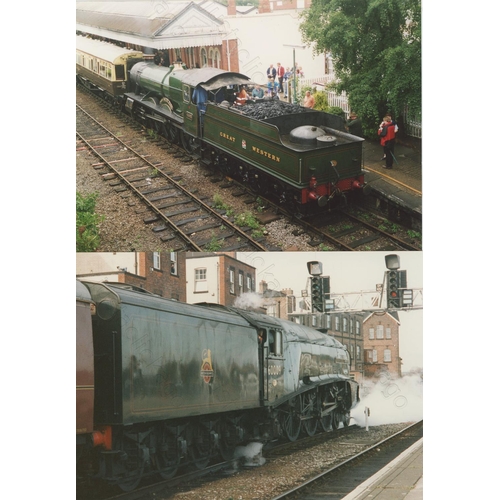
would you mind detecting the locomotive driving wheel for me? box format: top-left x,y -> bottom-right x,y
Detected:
332,410 -> 343,430
319,388 -> 334,432
181,132 -> 200,155
301,392 -> 318,437
280,396 -> 302,441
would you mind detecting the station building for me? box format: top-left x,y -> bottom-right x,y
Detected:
76,251 -> 186,301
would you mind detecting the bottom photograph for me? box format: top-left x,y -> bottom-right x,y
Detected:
76,251 -> 423,500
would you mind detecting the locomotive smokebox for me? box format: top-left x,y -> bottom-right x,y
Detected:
290,125 -> 329,145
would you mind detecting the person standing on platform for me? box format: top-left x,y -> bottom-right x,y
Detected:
346,112 -> 363,137
378,116 -> 397,169
267,64 -> 276,80
276,62 -> 285,93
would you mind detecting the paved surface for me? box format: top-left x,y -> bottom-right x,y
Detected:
362,137 -> 422,217
342,438 -> 423,499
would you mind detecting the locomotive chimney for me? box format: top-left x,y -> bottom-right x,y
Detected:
227,0 -> 237,15
142,46 -> 155,61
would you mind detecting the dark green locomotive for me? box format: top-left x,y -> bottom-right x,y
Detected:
77,280 -> 359,490
77,36 -> 368,212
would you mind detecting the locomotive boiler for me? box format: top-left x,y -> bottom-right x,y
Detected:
76,280 -> 359,491
76,36 -> 368,213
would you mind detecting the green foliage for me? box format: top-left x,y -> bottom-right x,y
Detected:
204,233 -> 224,252
76,192 -> 104,252
328,106 -> 345,117
300,0 -> 421,137
312,91 -> 329,111
234,211 -> 261,230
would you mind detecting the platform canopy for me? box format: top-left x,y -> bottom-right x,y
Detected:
76,1 -> 233,50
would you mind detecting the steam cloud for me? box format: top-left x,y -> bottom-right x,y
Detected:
351,374 -> 423,426
234,292 -> 266,310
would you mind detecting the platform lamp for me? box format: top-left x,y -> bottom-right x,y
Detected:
283,44 -> 306,104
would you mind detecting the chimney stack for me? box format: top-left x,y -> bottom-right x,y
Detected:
228,0 -> 237,16
259,0 -> 271,14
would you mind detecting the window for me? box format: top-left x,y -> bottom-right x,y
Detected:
229,268 -> 235,294
386,327 -> 392,339
238,271 -> 244,294
350,318 -> 353,333
194,268 -> 208,292
384,349 -> 392,362
356,320 -> 360,335
267,303 -> 276,317
153,252 -> 161,270
342,317 -> 347,333
312,315 -> 317,326
376,325 -> 384,339
115,64 -> 125,80
373,349 -> 378,362
326,315 -> 332,329
170,252 -> 177,275
200,47 -> 207,67
356,345 -> 360,360
268,330 -> 283,356
246,274 -> 252,292
335,316 -> 340,331
369,327 -> 374,339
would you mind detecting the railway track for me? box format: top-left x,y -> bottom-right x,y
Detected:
272,420 -> 423,499
77,103 -> 268,252
76,87 -> 421,252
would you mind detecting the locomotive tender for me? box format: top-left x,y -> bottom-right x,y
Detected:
76,36 -> 368,213
76,280 -> 359,490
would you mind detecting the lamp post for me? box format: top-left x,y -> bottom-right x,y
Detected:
283,44 -> 305,104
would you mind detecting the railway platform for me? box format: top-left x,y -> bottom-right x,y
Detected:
342,438 -> 423,500
362,137 -> 422,221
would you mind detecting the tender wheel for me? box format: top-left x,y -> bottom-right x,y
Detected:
280,396 -> 302,442
115,432 -> 145,492
154,425 -> 181,480
218,417 -> 242,461
301,392 -> 318,437
188,422 -> 211,470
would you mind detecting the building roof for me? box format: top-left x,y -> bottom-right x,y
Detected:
363,310 -> 400,324
76,1 -> 231,50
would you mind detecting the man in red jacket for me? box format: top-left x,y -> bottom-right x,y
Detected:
276,62 -> 285,93
378,116 -> 397,169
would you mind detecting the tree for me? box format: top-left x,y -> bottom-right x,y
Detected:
300,0 -> 421,136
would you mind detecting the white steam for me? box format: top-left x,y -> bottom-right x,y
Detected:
234,292 -> 266,310
234,442 -> 266,467
351,374 -> 423,426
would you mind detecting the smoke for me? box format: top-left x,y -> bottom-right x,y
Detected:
350,374 -> 423,426
234,292 -> 266,311
234,442 -> 266,467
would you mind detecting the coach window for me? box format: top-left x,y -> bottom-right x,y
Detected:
115,64 -> 125,80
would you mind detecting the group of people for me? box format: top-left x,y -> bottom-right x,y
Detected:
266,62 -> 304,99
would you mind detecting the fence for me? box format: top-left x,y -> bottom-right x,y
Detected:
295,75 -> 422,138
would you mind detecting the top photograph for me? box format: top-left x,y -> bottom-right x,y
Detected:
76,0 -> 421,253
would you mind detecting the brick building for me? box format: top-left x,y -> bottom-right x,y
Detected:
76,1 -> 240,72
259,280 -> 296,319
185,252 -> 256,307
363,311 -> 402,378
76,251 -> 186,302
